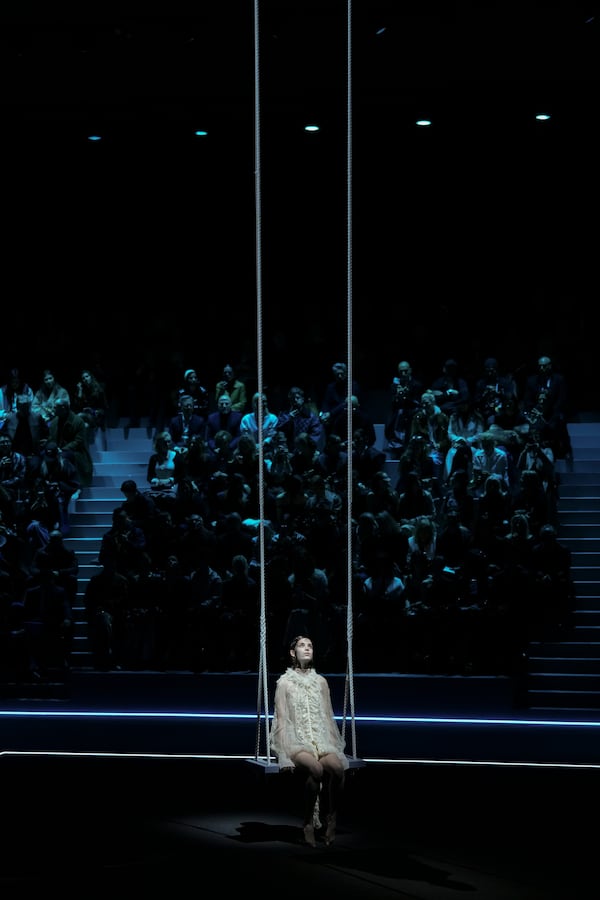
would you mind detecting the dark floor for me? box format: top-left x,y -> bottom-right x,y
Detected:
2,755 -> 598,899
2,669 -> 599,898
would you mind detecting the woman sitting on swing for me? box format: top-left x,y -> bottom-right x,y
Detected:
270,635 -> 348,847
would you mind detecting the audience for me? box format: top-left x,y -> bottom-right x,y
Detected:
0,351 -> 580,681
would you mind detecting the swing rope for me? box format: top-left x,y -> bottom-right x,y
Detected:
250,0 -> 361,769
252,0 -> 272,764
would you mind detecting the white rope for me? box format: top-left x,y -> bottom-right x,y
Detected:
252,0 -> 360,767
343,0 -> 359,761
253,0 -> 272,763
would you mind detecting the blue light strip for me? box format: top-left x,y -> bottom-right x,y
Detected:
2,709 -> 600,727
1,749 -> 599,770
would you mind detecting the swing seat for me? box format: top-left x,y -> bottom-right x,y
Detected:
246,755 -> 366,774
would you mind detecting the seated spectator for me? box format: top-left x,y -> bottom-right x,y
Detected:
319,361 -> 360,427
175,512 -> 217,572
471,431 -> 510,497
314,432 -> 348,495
47,397 -> 94,489
0,368 -> 34,423
119,479 -> 158,530
20,566 -> 73,677
215,363 -> 247,413
175,435 -> 218,520
430,359 -> 470,417
472,474 -> 511,560
146,431 -> 184,510
436,508 -> 474,572
211,471 -> 255,523
0,433 -> 28,523
176,368 -> 210,419
523,355 -> 572,460
98,507 -> 152,584
290,431 -> 320,480
210,429 -> 237,473
217,553 -> 259,670
396,469 -> 436,525
438,467 -> 476,532
511,468 -> 551,538
31,528 -> 78,615
167,393 -> 207,455
516,428 -> 558,523
530,524 -> 575,637
447,397 -> 486,450
384,360 -> 423,456
356,550 -> 407,671
328,394 -> 377,449
84,560 -> 130,670
72,368 -> 109,448
443,436 -> 474,486
276,386 -> 324,452
34,441 -> 80,536
473,357 -> 518,427
1,393 -> 49,484
274,472 -> 309,532
239,391 -> 278,449
351,426 -> 386,485
365,470 -> 402,519
212,510 -> 256,577
206,394 -> 243,453
497,512 -> 537,620
32,369 -> 70,425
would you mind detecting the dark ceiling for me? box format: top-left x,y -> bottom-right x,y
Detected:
1,2 -> 598,137
2,2 -> 599,398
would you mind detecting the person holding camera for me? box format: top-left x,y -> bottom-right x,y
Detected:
384,359 -> 423,455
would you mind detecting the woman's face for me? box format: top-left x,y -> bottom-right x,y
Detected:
292,636 -> 313,666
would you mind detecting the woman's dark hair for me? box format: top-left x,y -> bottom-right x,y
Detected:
290,634 -> 311,652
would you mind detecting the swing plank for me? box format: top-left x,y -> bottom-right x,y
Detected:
246,756 -> 366,774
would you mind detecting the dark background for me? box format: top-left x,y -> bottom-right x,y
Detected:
2,2 -> 598,417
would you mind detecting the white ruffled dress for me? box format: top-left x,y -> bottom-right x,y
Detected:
270,667 -> 348,771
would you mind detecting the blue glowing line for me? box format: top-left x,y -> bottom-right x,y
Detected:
1,749 -> 599,770
2,709 -> 600,727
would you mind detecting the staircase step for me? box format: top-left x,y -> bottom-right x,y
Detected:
64,525 -> 108,540
574,610 -> 600,625
69,507 -> 116,521
93,462 -> 148,476
95,449 -> 150,463
568,434 -> 600,448
65,538 -> 103,554
530,640 -> 600,657
101,436 -> 153,450
558,511 -> 600,524
528,657 -> 600,675
555,460 -> 600,474
568,422 -> 600,436
527,689 -> 600,710
571,582 -> 600,598
528,673 -> 600,694
85,475 -> 145,488
557,497 -> 600,511
556,473 -> 600,486
573,625 -> 600,640
558,524 -> 600,538
79,486 -> 125,498
560,535 -> 600,556
563,447 -> 600,460
571,566 -> 600,580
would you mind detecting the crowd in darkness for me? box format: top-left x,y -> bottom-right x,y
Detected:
0,351 -> 576,681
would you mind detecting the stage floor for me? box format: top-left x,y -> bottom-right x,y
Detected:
1,755 -> 597,899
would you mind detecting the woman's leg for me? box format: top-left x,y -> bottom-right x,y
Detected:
292,751 -> 324,846
320,754 -> 346,845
